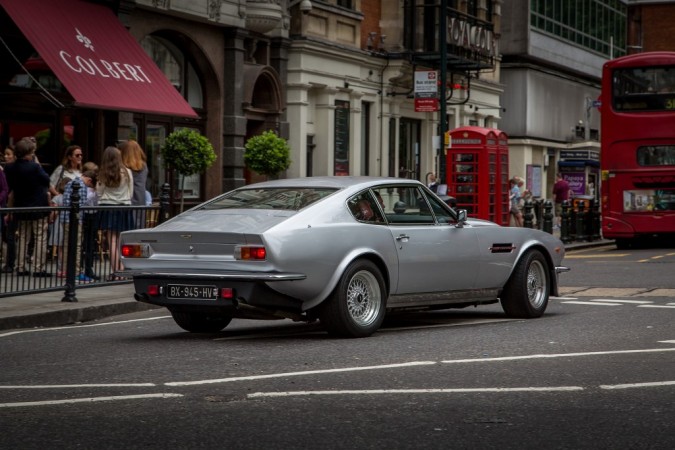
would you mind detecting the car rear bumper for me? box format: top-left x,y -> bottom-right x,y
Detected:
120,270 -> 307,313
555,266 -> 570,274
115,268 -> 306,281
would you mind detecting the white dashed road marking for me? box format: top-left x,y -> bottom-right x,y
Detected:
0,393 -> 183,408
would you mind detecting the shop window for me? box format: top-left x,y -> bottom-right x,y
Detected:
144,123 -> 168,198
142,123 -> 204,201
334,100 -> 350,176
141,36 -> 203,109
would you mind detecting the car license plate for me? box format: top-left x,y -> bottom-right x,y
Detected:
167,284 -> 218,300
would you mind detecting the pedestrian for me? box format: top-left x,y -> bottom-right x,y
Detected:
0,156 -> 9,268
552,173 -> 571,229
118,139 -> 149,228
49,178 -> 69,277
80,164 -> 100,280
49,145 -> 83,197
509,177 -> 523,227
96,146 -> 133,280
4,137 -> 51,277
1,145 -> 17,272
60,174 -> 95,282
426,172 -> 439,193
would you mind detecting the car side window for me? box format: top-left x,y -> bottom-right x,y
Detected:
423,191 -> 455,224
348,192 -> 385,223
373,186 -> 435,225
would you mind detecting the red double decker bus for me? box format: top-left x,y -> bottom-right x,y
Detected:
600,52 -> 675,248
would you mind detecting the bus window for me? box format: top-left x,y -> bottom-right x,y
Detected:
613,67 -> 675,111
637,146 -> 675,166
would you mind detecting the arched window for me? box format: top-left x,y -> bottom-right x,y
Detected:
140,35 -> 203,109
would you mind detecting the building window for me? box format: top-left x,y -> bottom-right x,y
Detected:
361,101 -> 371,175
141,35 -> 204,109
530,0 -> 627,58
334,100 -> 350,176
307,134 -> 315,177
336,0 -> 353,9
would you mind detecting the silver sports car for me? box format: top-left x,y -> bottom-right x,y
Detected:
118,177 -> 569,337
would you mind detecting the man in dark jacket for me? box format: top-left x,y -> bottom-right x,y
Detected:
4,137 -> 51,277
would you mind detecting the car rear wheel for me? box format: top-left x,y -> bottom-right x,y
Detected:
319,260 -> 386,338
500,249 -> 550,318
170,311 -> 232,333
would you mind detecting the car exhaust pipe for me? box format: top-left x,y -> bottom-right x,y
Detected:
234,299 -> 306,322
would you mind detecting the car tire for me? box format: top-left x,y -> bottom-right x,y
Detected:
500,249 -> 550,318
170,311 -> 232,333
319,259 -> 386,338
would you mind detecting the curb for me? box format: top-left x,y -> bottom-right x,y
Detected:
0,301 -> 160,331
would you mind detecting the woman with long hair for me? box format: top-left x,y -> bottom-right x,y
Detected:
118,139 -> 149,228
49,145 -> 83,197
96,146 -> 133,279
118,139 -> 148,206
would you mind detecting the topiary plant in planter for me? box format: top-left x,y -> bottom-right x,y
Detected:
244,130 -> 291,179
161,128 -> 217,212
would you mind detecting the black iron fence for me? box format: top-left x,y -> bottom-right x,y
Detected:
0,184 -> 172,300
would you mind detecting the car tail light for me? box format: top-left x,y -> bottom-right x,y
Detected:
220,288 -> 234,299
234,245 -> 266,261
147,285 -> 160,296
121,244 -> 150,258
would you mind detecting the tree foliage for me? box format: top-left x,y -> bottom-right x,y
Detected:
244,130 -> 291,177
161,128 -> 216,176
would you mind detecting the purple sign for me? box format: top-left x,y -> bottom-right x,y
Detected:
563,173 -> 586,196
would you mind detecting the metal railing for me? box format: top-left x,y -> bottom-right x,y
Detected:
0,183 -> 172,300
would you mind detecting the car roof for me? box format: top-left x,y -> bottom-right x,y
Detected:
239,176 -> 424,191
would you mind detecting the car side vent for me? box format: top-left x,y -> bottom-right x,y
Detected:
490,243 -> 516,253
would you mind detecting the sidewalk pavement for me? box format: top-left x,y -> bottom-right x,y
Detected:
0,239 -> 614,332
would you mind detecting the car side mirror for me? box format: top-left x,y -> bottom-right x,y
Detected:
455,209 -> 467,228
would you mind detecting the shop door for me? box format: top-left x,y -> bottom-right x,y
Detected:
398,118 -> 421,180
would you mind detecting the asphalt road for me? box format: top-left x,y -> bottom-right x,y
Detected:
0,244 -> 674,449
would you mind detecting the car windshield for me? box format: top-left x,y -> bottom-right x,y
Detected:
199,187 -> 338,211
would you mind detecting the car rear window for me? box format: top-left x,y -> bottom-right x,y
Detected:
199,188 -> 338,211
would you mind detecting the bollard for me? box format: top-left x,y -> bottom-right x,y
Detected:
62,182 -> 81,303
542,200 -> 553,234
523,200 -> 534,228
575,200 -> 588,241
560,200 -> 572,243
159,182 -> 171,224
534,199 -> 543,230
590,199 -> 601,241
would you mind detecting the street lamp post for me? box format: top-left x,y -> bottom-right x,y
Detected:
439,0 -> 448,183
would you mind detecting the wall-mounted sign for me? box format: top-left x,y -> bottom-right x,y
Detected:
414,70 -> 439,112
447,17 -> 497,58
560,150 -> 600,161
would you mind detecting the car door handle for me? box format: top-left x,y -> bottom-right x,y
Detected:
396,234 -> 410,242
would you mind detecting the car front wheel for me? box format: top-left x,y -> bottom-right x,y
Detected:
500,249 -> 550,318
170,311 -> 232,333
319,260 -> 386,338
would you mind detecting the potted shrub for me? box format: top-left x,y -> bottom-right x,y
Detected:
244,130 -> 291,179
161,128 -> 217,212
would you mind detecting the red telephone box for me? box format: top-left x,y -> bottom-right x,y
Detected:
446,126 -> 510,225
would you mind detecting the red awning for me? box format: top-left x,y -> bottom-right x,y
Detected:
0,0 -> 198,118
